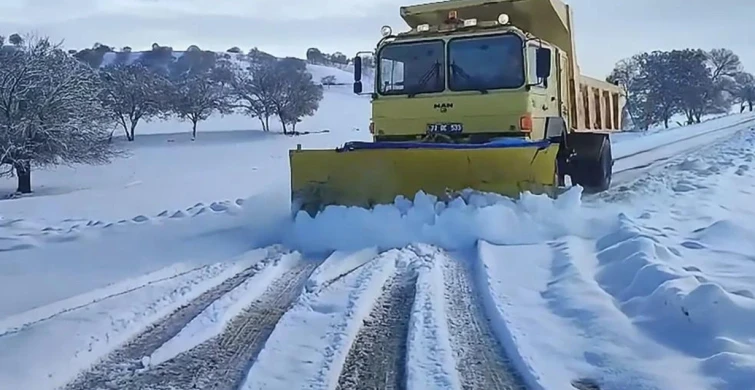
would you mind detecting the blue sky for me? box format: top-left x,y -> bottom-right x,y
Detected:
1,0 -> 753,77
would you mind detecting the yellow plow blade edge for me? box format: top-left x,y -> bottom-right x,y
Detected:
290,141 -> 559,216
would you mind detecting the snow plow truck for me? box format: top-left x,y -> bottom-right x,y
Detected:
289,0 -> 625,216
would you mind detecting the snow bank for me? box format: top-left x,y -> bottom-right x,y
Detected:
594,130 -> 755,388
287,186 -> 605,253
595,214 -> 755,389
476,237 -> 709,390
690,219 -> 755,257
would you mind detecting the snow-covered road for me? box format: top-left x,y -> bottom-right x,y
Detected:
612,114 -> 755,183
1,113 -> 755,389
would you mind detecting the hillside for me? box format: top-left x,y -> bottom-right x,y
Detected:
91,49 -> 374,136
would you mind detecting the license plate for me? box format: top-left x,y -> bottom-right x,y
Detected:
427,123 -> 463,133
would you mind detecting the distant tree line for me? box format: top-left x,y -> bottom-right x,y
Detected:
0,33 -> 325,194
609,48 -> 755,131
305,47 -> 375,70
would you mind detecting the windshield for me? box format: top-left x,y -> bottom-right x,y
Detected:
448,34 -> 524,91
377,40 -> 445,96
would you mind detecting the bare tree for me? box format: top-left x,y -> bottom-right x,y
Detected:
99,64 -> 166,141
0,36 -> 119,194
276,78 -> 323,134
321,75 -> 337,87
669,49 -> 715,124
221,54 -> 279,131
8,33 -> 23,46
167,72 -> 230,139
607,56 -> 651,131
268,59 -> 323,134
707,48 -> 742,82
734,72 -> 755,112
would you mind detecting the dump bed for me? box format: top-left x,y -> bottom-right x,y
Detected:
400,0 -> 571,54
399,0 -> 624,132
575,75 -> 624,132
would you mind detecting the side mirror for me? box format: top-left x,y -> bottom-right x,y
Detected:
353,56 -> 362,82
353,81 -> 363,94
536,47 -> 552,79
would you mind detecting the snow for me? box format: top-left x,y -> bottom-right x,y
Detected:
0,104 -> 370,224
285,123 -> 755,389
0,191 -> 289,319
0,261 -> 205,334
288,186 -> 589,253
613,112 -> 755,158
405,251 -> 462,390
1,61 -> 755,389
0,257 -> 259,390
305,246 -> 379,293
240,249 -> 398,390
470,129 -> 755,390
147,250 -> 299,367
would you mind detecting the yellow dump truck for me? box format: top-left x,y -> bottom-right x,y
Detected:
290,0 -> 624,216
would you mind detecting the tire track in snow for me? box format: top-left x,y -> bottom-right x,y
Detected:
440,247 -> 529,390
336,259 -> 417,390
63,246 -> 287,390
403,245 -> 462,390
102,257 -> 317,390
0,263 -> 210,338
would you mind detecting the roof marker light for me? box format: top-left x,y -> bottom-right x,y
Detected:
417,23 -> 430,32
463,18 -> 477,27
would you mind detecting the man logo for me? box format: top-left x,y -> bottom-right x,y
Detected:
433,102 -> 453,113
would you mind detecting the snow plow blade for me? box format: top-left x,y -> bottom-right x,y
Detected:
290,139 -> 559,217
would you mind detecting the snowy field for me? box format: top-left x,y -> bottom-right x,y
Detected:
1,64 -> 755,390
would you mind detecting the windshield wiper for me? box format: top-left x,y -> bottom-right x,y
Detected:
450,63 -> 488,94
407,62 -> 441,98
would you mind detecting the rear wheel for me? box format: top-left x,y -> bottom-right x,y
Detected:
562,133 -> 612,193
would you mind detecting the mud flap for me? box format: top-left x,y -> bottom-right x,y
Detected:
290,140 -> 560,217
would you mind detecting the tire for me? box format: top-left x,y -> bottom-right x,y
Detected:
569,135 -> 612,193
594,136 -> 613,191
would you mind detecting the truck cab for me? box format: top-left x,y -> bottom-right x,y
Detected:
354,0 -> 573,144
352,0 -> 623,191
